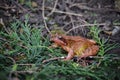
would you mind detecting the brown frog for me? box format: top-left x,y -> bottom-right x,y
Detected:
50,34 -> 99,60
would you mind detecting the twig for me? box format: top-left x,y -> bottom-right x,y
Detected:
7,56 -> 16,64
63,21 -> 83,28
0,37 -> 7,41
42,0 -> 51,34
66,7 -> 76,33
70,3 -> 120,13
17,64 -> 35,66
11,0 -> 27,12
8,57 -> 16,80
0,18 -> 9,34
40,7 -> 83,17
70,15 -> 75,30
52,9 -> 83,17
47,0 -> 58,16
0,6 -> 14,10
8,70 -> 38,79
19,44 -> 28,49
42,56 -> 65,63
11,71 -> 35,74
16,63 -> 42,67
66,23 -> 106,34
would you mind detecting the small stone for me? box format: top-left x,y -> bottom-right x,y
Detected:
112,26 -> 120,35
31,1 -> 38,8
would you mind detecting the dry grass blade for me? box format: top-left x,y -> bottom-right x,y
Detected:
42,0 -> 51,34
42,56 -> 65,63
66,23 -> 106,34
47,0 -> 58,16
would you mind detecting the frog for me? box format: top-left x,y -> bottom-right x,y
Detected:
50,33 -> 99,61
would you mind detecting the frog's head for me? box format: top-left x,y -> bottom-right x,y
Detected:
50,33 -> 66,46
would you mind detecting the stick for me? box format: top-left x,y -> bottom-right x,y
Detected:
42,0 -> 51,34
42,56 -> 65,63
66,23 -> 106,34
47,0 -> 58,16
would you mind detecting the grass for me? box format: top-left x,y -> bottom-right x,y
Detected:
89,26 -> 119,56
0,19 -> 120,80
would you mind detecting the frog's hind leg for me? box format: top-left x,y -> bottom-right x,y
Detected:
80,45 -> 99,58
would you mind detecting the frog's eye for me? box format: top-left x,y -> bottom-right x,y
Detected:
58,36 -> 62,39
57,36 -> 66,42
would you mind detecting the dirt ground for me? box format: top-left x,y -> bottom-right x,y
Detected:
0,0 -> 120,54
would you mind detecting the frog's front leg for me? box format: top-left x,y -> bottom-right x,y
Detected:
79,45 -> 99,58
64,49 -> 74,60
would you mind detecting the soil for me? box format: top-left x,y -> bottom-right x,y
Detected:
0,0 -> 120,54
